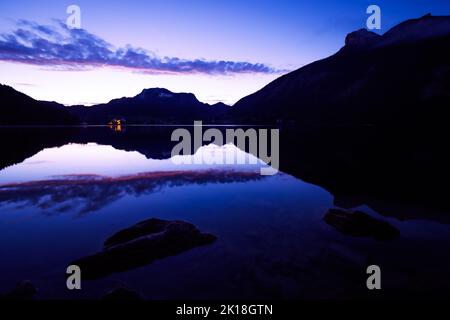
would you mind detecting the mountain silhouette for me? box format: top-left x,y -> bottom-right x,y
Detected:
68,88 -> 228,124
232,14 -> 450,125
0,84 -> 77,125
1,14 -> 449,126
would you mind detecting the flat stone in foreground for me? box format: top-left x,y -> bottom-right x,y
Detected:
70,218 -> 217,280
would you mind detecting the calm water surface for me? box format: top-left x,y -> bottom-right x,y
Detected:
0,127 -> 450,299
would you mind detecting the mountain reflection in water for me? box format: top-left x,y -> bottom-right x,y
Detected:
0,143 -> 267,214
0,127 -> 450,300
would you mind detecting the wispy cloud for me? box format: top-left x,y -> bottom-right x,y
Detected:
0,170 -> 263,214
0,20 -> 282,75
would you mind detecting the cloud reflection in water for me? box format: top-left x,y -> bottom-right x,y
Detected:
0,143 -> 269,214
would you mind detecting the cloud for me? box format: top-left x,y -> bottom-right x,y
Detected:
0,20 -> 282,75
0,170 -> 263,214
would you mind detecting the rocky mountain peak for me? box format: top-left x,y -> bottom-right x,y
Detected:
344,28 -> 381,48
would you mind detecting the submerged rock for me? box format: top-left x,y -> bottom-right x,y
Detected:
324,208 -> 400,241
104,218 -> 174,248
70,218 -> 217,280
2,281 -> 37,300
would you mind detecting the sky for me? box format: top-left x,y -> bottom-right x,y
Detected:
0,0 -> 449,105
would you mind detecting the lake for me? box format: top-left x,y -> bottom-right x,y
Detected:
1,126 -> 450,299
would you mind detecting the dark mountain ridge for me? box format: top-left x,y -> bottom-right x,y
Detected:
68,88 -> 229,124
1,14 -> 449,126
0,86 -> 229,125
0,84 -> 77,125
232,14 -> 450,126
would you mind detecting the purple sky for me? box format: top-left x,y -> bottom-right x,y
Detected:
0,0 -> 449,105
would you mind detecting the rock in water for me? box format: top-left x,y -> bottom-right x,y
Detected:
324,209 -> 400,241
70,218 -> 217,280
104,218 -> 173,248
3,281 -> 37,300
